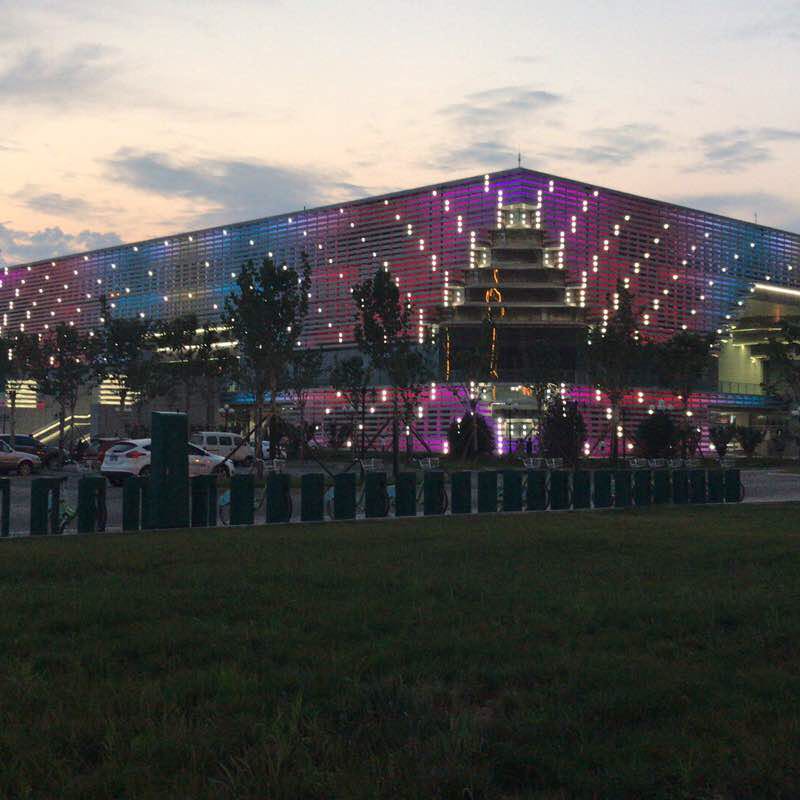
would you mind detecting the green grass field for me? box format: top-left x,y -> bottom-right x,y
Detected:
3,505 -> 800,799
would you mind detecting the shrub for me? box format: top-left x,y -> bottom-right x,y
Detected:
634,411 -> 676,459
447,413 -> 493,459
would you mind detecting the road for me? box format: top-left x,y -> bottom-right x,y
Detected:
1,468 -> 799,536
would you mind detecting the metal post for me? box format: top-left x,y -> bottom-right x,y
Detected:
78,475 -> 107,533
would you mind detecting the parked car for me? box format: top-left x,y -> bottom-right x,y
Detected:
76,437 -> 125,471
190,431 -> 254,465
0,440 -> 42,476
0,434 -> 60,469
101,439 -> 235,485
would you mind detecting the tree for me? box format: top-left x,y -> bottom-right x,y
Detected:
93,297 -> 161,424
27,324 -> 95,459
634,411 -> 677,459
0,332 -> 37,448
154,314 -> 200,415
329,355 -> 374,458
538,397 -> 586,467
446,413 -> 493,459
447,315 -> 495,460
586,281 -> 643,462
762,322 -> 800,456
736,426 -> 764,458
287,348 -> 323,463
194,323 -> 237,430
709,424 -> 736,460
222,255 -> 311,461
352,268 -> 431,476
654,331 -> 716,457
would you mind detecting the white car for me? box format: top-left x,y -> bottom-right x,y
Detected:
190,431 -> 254,465
101,438 -> 234,486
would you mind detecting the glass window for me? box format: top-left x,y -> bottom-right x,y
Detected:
190,434 -> 202,444
233,436 -> 243,446
218,435 -> 232,446
206,435 -> 218,445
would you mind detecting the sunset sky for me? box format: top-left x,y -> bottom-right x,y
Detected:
1,0 -> 798,265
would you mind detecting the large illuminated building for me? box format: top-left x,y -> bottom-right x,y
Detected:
2,167 -> 800,454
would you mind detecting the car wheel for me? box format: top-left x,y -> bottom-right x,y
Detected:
17,461 -> 33,477
139,466 -> 151,479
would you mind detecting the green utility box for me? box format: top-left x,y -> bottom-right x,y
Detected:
30,477 -> 60,535
78,474 -> 107,533
149,412 -> 189,529
572,471 -> 591,509
550,470 -> 570,510
266,473 -> 292,523
364,472 -> 390,518
477,471 -> 497,513
300,473 -> 324,521
633,470 -> 651,507
230,474 -> 255,525
502,471 -> 523,512
593,471 -> 613,508
423,471 -> 446,515
395,472 -> 417,516
707,469 -> 724,503
333,472 -> 356,520
672,469 -> 689,504
0,477 -> 10,537
652,470 -> 671,504
614,470 -> 632,508
689,469 -> 707,504
450,471 -> 472,514
526,469 -> 548,510
724,469 -> 742,503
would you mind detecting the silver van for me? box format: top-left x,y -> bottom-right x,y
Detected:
190,431 -> 255,465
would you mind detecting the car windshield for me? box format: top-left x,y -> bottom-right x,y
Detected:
188,444 -> 207,455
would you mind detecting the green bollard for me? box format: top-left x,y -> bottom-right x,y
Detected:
526,469 -> 548,510
364,472 -> 389,518
191,475 -> 217,528
300,473 -> 324,521
502,471 -> 523,512
614,470 -> 632,508
572,470 -> 591,509
672,469 -> 689,504
633,470 -> 652,507
78,475 -> 107,533
395,472 -> 417,517
334,472 -> 356,520
230,474 -> 255,525
652,470 -> 671,504
550,470 -> 571,510
423,471 -> 446,515
450,471 -> 472,514
724,469 -> 742,503
150,411 -> 190,529
477,471 -> 497,513
0,477 -> 9,537
593,471 -> 613,508
689,469 -> 707,504
30,477 -> 59,535
122,476 -> 143,531
707,469 -> 724,503
140,478 -> 154,530
266,473 -> 292,523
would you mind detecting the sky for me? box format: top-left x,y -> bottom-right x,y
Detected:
0,0 -> 798,265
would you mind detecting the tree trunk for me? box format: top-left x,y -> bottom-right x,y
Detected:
58,405 -> 66,465
9,391 -> 16,449
298,400 -> 306,464
391,393 -> 400,478
470,398 -> 479,460
254,389 -> 264,478
610,403 -> 619,463
269,376 -> 278,460
360,390 -> 366,459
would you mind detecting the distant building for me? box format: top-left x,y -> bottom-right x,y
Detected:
2,167 -> 799,455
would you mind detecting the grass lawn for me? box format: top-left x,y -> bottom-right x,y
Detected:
2,505 -> 800,799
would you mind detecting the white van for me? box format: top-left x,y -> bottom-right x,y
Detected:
190,431 -> 255,465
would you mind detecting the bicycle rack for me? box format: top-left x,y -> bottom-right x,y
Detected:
30,477 -> 61,535
78,475 -> 107,533
0,477 -> 9,537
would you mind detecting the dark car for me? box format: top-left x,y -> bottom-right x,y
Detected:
0,434 -> 60,469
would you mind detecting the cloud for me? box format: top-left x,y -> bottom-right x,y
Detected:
0,45 -> 120,107
0,222 -> 122,265
669,191 -> 800,234
104,149 -> 367,225
548,123 -> 666,166
12,186 -> 93,217
692,127 -> 800,172
731,6 -> 800,41
439,86 -> 564,128
430,141 -> 519,172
